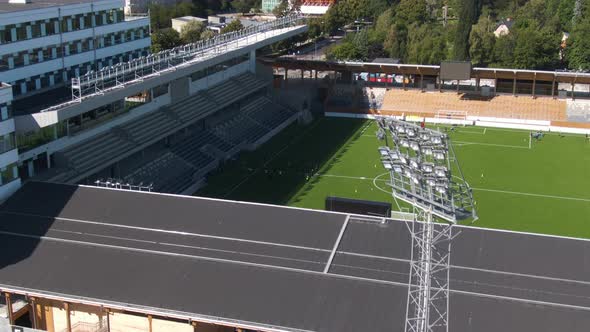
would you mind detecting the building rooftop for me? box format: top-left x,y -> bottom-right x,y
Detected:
172,15 -> 207,23
0,182 -> 589,331
0,0 -> 96,13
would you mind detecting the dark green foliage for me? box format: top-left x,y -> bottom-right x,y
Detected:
221,19 -> 244,33
151,28 -> 181,53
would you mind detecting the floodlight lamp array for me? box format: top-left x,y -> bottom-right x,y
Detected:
376,117 -> 476,222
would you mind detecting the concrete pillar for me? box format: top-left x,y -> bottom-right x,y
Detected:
494,78 -> 498,95
571,82 -> 575,100
315,70 -> 318,80
420,74 -> 424,92
513,77 -> 517,96
551,77 -> 556,98
285,69 -> 288,82
148,315 -> 153,332
402,74 -> 406,90
456,80 -> 460,94
301,69 -> 304,80
532,76 -> 536,98
438,75 -> 442,92
476,77 -> 480,91
65,303 -> 72,332
248,50 -> 256,73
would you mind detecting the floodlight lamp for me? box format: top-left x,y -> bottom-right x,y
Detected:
389,151 -> 400,160
406,128 -> 416,137
422,163 -> 434,173
404,169 -> 413,178
434,167 -> 447,178
431,136 -> 443,144
421,147 -> 433,155
378,147 -> 390,156
420,132 -> 430,141
433,151 -> 445,160
410,159 -> 419,169
382,161 -> 393,170
410,141 -> 420,151
400,139 -> 410,148
436,186 -> 447,194
396,126 -> 406,134
412,177 -> 420,185
393,165 -> 403,173
426,178 -> 436,187
399,155 -> 408,164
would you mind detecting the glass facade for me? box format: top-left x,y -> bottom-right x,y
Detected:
10,47 -> 150,97
0,9 -> 125,44
0,26 -> 149,73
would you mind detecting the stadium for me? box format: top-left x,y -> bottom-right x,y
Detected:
0,4 -> 590,332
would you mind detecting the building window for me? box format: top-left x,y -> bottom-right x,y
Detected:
0,163 -> 19,186
0,132 -> 16,154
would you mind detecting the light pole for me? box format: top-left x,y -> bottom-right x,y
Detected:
376,117 -> 477,332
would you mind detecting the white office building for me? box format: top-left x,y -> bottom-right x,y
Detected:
0,82 -> 19,201
0,0 -> 151,101
0,0 -> 150,194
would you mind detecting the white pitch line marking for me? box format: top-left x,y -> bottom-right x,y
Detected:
316,174 -> 590,203
472,187 -> 590,203
452,140 -> 529,149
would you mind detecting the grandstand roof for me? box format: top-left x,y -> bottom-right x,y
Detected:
0,182 -> 589,332
265,58 -> 590,84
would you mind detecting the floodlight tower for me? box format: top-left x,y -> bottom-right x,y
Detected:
375,117 -> 476,332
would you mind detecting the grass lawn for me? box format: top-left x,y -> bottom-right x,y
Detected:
196,116 -> 590,239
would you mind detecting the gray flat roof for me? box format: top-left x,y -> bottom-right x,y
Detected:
0,0 -> 92,13
0,182 -> 589,331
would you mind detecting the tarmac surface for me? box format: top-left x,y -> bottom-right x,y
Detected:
0,182 -> 589,331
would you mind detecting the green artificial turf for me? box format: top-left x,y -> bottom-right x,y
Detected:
196,116 -> 590,239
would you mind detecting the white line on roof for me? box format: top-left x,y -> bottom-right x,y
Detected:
50,228 -> 328,267
324,215 -> 349,273
0,211 -> 331,253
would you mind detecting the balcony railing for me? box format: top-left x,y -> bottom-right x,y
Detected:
65,14 -> 304,106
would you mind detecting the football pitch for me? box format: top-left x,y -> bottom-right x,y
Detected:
196,116 -> 590,238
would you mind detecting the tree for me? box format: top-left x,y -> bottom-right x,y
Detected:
180,20 -> 205,44
469,14 -> 495,66
453,0 -> 480,60
406,23 -> 448,64
272,0 -> 289,17
221,19 -> 244,33
200,29 -> 216,40
384,23 -> 408,61
395,0 -> 428,24
567,16 -> 590,70
151,28 -> 181,53
511,24 -> 560,69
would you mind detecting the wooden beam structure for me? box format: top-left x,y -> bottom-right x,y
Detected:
5,292 -> 14,325
64,302 -> 72,332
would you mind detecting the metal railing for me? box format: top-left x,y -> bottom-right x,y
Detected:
67,14 -> 304,107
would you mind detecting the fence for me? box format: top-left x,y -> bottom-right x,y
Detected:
69,14 -> 304,105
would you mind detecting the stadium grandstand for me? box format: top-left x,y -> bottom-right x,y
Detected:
0,14 -> 307,199
264,58 -> 590,133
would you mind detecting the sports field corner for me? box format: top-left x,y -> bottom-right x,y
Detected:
197,115 -> 590,239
